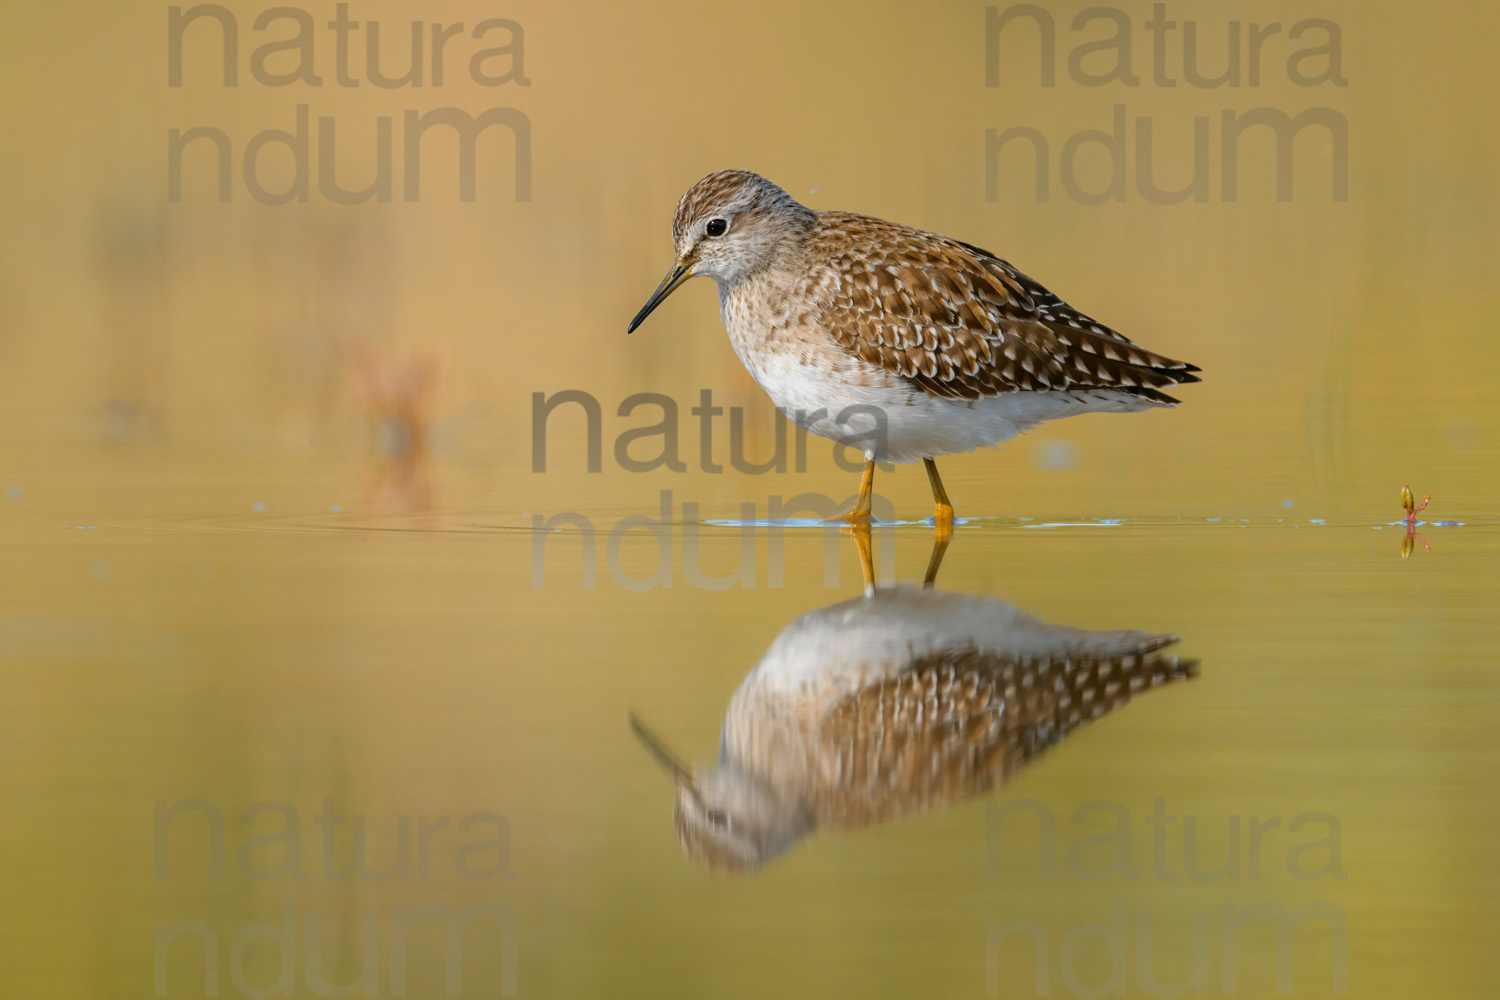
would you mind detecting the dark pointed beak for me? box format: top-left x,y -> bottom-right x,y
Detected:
629,712 -> 696,790
627,261 -> 693,333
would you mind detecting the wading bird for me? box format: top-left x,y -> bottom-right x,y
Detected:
629,170 -> 1200,533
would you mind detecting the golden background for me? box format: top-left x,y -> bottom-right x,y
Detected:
1,1 -> 1496,997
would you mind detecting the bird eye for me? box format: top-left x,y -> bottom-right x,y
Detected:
705,218 -> 727,237
705,808 -> 730,828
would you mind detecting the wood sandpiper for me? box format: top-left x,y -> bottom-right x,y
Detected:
628,170 -> 1201,531
631,574 -> 1197,871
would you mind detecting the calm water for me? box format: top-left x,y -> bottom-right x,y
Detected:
5,1 -> 1500,996
3,435 -> 1496,998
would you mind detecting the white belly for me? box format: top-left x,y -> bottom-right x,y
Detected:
718,281 -> 1155,463
733,339 -> 1150,463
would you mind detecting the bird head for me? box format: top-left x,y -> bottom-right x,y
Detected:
629,713 -> 811,872
627,170 -> 815,332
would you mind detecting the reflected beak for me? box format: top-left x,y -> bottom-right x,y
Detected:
629,712 -> 695,788
627,261 -> 693,333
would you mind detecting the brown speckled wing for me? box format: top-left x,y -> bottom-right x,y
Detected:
809,640 -> 1196,829
803,212 -> 1201,401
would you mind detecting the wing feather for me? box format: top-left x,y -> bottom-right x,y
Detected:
804,214 -> 1202,402
809,641 -> 1197,829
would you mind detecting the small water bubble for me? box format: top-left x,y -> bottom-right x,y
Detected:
89,561 -> 111,581
1281,499 -> 1294,509
252,502 -> 267,512
1206,517 -> 1221,522
5,485 -> 22,500
1309,519 -> 1326,525
330,505 -> 342,514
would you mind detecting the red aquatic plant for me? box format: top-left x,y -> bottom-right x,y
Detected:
1400,484 -> 1431,560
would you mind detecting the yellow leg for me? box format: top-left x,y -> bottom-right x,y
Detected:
922,531 -> 950,589
849,521 -> 876,596
825,458 -> 876,524
924,458 -> 955,537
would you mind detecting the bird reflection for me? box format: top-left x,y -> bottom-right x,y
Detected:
632,532 -> 1197,872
